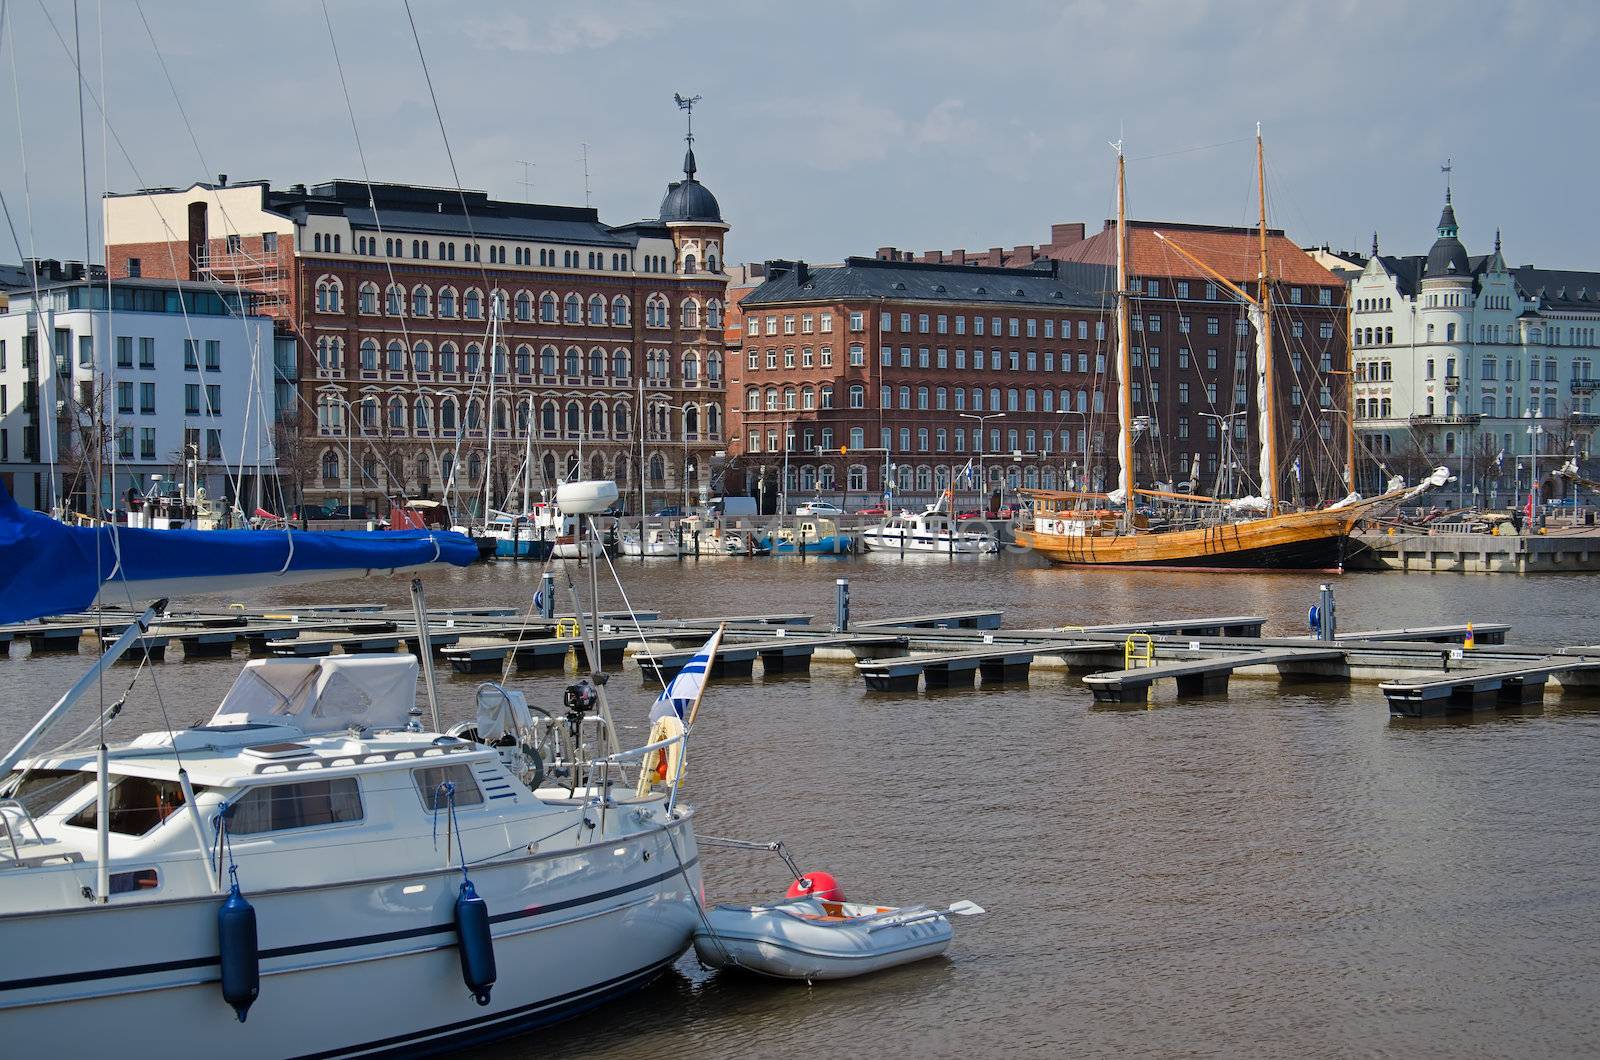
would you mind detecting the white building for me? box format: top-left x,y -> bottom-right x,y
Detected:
1349,193 -> 1600,503
0,261 -> 280,515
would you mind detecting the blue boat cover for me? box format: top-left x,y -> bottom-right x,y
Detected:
0,481 -> 477,623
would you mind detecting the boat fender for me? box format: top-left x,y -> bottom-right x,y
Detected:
786,870 -> 844,902
217,880 -> 260,1022
455,879 -> 497,1006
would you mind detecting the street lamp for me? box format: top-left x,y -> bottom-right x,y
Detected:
649,400 -> 697,514
1526,410 -> 1546,522
1199,411 -> 1248,496
328,395 -> 358,515
958,412 -> 1005,513
1055,409 -> 1088,490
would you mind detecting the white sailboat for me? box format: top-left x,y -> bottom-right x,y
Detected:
0,480 -> 710,1055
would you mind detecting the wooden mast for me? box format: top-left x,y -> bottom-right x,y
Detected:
1256,124 -> 1279,514
1114,144 -> 1136,528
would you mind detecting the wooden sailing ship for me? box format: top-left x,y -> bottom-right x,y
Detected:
1016,129 -> 1434,571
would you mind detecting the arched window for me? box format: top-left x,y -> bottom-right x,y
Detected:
590,347 -> 606,377
438,342 -> 458,375
849,384 -> 864,409
565,347 -> 581,377
646,296 -> 668,328
589,402 -> 606,435
515,344 -> 532,376
683,253 -> 697,274
493,344 -> 508,376
613,349 -> 630,378
441,452 -> 455,485
359,339 -> 378,372
465,399 -> 483,431
414,397 -> 431,432
439,397 -> 458,432
416,453 -> 430,486
321,449 -> 339,481
437,287 -> 457,318
801,385 -> 816,410
412,341 -> 431,375
386,341 -> 405,373
540,346 -> 557,376
315,277 -> 342,313
707,351 -> 722,382
681,300 -> 700,328
614,454 -> 629,485
612,296 -> 630,326
650,454 -> 665,485
784,387 -> 797,411
515,291 -> 532,321
464,344 -> 482,376
615,404 -> 631,438
493,399 -> 508,432
358,282 -> 378,314
541,453 -> 556,484
491,289 -> 507,321
540,401 -> 557,435
359,396 -> 379,431
765,387 -> 779,411
747,386 -> 760,411
591,453 -> 605,480
564,294 -> 581,324
685,405 -> 700,438
411,286 -> 430,316
707,300 -> 723,328
820,384 -> 834,409
385,284 -> 404,316
565,401 -> 582,436
539,293 -> 557,323
683,351 -> 700,383
388,397 -> 406,432
588,295 -> 606,325
464,288 -> 482,319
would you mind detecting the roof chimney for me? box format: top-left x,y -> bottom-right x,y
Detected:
217,173 -> 228,186
876,246 -> 897,261
794,261 -> 809,285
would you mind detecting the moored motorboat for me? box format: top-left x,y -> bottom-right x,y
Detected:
693,896 -> 980,980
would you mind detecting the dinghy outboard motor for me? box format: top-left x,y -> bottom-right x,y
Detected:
455,879 -> 497,1006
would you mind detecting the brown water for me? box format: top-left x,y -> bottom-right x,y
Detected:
6,555 -> 1600,1059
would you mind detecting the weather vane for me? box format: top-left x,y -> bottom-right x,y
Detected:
674,92 -> 702,147
1441,157 -> 1453,201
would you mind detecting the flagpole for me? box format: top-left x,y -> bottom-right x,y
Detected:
685,624 -> 725,728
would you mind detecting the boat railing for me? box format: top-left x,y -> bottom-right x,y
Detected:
0,798 -> 49,864
594,729 -> 691,815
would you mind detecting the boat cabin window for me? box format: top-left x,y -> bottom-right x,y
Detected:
0,768 -> 93,816
65,776 -> 205,836
413,764 -> 485,810
109,868 -> 159,894
227,778 -> 363,835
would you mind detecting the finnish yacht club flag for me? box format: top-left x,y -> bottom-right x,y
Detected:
649,627 -> 725,723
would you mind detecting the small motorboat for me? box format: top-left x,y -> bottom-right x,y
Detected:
693,896 -> 981,980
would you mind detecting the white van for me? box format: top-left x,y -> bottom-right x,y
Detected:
708,496 -> 759,518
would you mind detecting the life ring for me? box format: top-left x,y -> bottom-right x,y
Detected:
635,715 -> 686,797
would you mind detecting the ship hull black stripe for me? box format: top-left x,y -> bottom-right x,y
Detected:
290,955 -> 678,1060
0,857 -> 697,993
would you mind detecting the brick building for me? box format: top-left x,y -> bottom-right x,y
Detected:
727,220 -> 1349,510
102,145 -> 729,516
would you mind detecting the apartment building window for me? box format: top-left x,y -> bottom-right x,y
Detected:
849,311 -> 864,331
766,349 -> 778,369
1007,318 -> 1018,337
140,382 -> 155,414
849,344 -> 864,366
820,347 -> 832,367
900,347 -> 912,368
880,312 -> 891,333
185,383 -> 201,414
900,313 -> 911,331
117,381 -> 134,413
139,338 -> 155,368
207,384 -> 221,414
205,340 -> 221,371
801,347 -> 814,368
881,385 -> 892,408
140,428 -> 156,460
127,258 -> 142,277
1026,319 -> 1037,338
206,429 -> 223,461
784,316 -> 796,335
821,312 -> 833,333
974,316 -> 985,337
918,314 -> 930,333
116,336 -> 132,367
956,316 -> 966,336
784,348 -> 796,369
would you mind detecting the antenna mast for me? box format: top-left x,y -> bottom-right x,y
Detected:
1256,123 -> 1279,514
515,159 -> 536,203
579,143 -> 591,207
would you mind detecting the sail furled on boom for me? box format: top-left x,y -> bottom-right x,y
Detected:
0,480 -> 476,623
1248,303 -> 1273,505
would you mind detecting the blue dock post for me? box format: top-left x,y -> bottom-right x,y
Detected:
1318,583 -> 1336,641
540,573 -> 555,620
835,578 -> 850,632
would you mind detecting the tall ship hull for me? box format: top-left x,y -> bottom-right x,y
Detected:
1015,506 -> 1359,571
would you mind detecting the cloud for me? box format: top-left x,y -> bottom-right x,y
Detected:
914,99 -> 978,147
462,5 -> 669,54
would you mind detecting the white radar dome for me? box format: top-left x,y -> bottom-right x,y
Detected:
556,480 -> 619,515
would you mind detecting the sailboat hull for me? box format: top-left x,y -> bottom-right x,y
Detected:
0,819 -> 701,1058
1015,508 -> 1357,571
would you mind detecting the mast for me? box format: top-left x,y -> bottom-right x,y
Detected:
482,308 -> 499,519
1256,123 -> 1279,514
1344,283 -> 1357,492
1114,144 -> 1136,528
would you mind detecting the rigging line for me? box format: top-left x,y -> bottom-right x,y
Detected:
1128,136 -> 1254,163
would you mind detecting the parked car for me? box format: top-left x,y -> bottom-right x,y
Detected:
292,503 -> 333,521
795,501 -> 843,517
651,506 -> 684,517
954,509 -> 984,520
327,505 -> 370,520
854,505 -> 889,517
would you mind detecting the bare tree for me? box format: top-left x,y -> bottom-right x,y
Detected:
58,377 -> 117,520
271,413 -> 317,525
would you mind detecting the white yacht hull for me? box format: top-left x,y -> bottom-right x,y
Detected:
858,528 -> 997,554
0,817 -> 700,1058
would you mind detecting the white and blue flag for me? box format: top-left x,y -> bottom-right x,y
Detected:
649,627 -> 725,723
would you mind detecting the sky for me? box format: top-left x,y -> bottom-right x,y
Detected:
1,0 -> 1596,271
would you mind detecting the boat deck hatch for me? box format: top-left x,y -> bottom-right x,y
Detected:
242,742 -> 315,760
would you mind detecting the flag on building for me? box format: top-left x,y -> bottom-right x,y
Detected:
649,626 -> 725,723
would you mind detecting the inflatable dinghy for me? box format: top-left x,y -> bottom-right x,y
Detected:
693,896 -> 981,980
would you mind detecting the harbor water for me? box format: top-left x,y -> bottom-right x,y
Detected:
5,554 -> 1600,1059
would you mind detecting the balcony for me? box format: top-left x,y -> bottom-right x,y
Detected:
1443,375 -> 1461,393
1408,413 -> 1481,427
1571,378 -> 1600,394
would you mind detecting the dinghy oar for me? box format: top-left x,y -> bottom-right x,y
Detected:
866,900 -> 985,932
